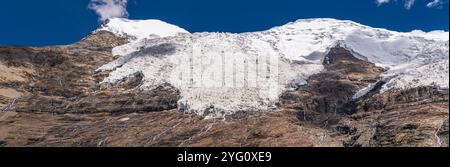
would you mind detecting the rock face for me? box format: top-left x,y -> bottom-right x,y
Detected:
0,31 -> 179,114
281,46 -> 385,120
345,87 -> 449,147
0,22 -> 448,147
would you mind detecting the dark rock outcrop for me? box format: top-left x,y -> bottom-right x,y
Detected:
281,46 -> 385,125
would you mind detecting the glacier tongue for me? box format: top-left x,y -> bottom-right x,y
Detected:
97,18 -> 449,117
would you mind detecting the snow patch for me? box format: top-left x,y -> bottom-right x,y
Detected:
382,59 -> 449,91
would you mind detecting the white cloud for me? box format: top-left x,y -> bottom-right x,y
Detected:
89,0 -> 129,22
376,0 -> 391,6
404,0 -> 416,9
426,0 -> 443,7
375,0 -> 446,9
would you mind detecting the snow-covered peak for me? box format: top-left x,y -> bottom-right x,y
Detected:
255,18 -> 448,65
278,18 -> 367,29
98,18 -> 190,40
276,18 -> 448,41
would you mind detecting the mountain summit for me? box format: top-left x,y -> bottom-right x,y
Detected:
99,18 -> 190,40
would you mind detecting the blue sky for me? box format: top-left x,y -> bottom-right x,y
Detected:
0,0 -> 448,46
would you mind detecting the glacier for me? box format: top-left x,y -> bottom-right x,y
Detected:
95,18 -> 449,117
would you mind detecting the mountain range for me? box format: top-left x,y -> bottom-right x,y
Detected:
0,18 -> 448,147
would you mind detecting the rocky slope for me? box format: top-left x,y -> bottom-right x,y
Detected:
0,18 -> 448,147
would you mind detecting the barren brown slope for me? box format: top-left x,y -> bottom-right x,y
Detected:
0,32 -> 448,147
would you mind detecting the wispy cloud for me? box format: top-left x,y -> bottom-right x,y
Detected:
426,0 -> 444,7
375,0 -> 447,9
376,0 -> 391,6
89,0 -> 129,22
404,0 -> 416,9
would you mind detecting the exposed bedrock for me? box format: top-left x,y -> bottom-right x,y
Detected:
280,45 -> 449,147
341,87 -> 449,147
0,31 -> 179,114
280,45 -> 385,124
